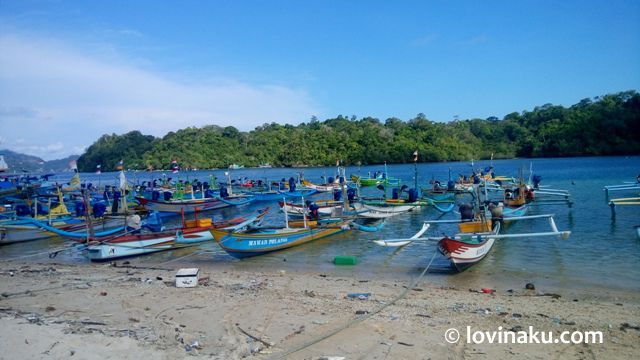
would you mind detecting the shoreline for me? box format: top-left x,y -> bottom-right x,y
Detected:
1,260 -> 638,359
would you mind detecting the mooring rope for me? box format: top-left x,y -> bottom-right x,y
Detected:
271,248 -> 439,359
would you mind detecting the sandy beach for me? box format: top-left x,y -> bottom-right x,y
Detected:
0,260 -> 638,360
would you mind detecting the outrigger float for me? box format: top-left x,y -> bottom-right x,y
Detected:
374,214 -> 571,272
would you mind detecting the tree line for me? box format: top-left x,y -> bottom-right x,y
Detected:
77,90 -> 640,171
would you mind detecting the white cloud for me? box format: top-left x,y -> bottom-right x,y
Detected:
0,34 -> 320,160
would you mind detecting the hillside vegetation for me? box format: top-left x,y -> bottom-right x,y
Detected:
77,91 -> 640,171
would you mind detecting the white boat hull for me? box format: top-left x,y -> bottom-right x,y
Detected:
86,230 -> 213,261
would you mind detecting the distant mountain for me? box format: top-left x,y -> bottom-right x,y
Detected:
0,149 -> 79,173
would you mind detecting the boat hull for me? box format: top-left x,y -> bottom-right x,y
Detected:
218,224 -> 349,258
438,222 -> 500,272
438,236 -> 496,272
0,217 -> 124,245
86,228 -> 213,261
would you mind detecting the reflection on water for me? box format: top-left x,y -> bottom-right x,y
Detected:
1,156 -> 639,295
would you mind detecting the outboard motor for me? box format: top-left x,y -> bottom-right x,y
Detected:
75,201 -> 86,217
408,188 -> 419,203
152,190 -> 160,201
392,188 -> 400,199
220,186 -> 229,198
333,189 -> 342,201
532,175 -> 542,189
447,180 -> 455,191
488,202 -> 503,220
203,182 -> 210,190
93,202 -> 107,218
308,202 -> 320,219
163,191 -> 172,201
144,211 -> 164,232
15,204 -> 31,217
473,175 -> 480,184
288,177 -> 296,192
327,176 -> 334,184
347,188 -> 356,202
204,189 -> 215,198
36,203 -> 49,216
459,203 -> 474,221
112,191 -> 121,213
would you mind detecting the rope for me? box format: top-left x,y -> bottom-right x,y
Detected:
2,243 -> 82,262
271,248 -> 439,359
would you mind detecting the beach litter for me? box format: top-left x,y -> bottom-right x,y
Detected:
347,292 -> 371,300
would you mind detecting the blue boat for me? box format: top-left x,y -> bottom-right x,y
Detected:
216,222 -> 350,258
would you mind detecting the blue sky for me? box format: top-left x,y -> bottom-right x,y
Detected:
1,0 -> 639,160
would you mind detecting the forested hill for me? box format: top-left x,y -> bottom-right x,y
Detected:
77,91 -> 640,171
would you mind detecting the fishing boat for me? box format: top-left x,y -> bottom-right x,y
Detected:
229,164 -> 244,170
248,188 -> 317,202
216,220 -> 351,258
0,216 -> 126,245
301,179 -> 341,192
358,203 -> 418,218
360,196 -> 456,213
350,173 -> 383,187
438,220 -> 500,272
279,199 -> 345,217
374,214 -> 570,272
85,208 -> 269,261
136,193 -> 253,215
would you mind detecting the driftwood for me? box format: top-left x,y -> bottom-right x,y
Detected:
236,324 -> 273,347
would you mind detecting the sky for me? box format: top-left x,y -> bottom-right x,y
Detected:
0,0 -> 639,160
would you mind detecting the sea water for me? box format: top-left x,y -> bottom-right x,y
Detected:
1,156 -> 638,296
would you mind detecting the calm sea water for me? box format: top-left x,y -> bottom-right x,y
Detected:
2,156 -> 639,295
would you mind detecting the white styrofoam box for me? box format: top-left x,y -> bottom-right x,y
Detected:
175,268 -> 199,288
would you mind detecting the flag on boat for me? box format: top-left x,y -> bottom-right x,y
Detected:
171,159 -> 179,173
413,150 -> 418,162
95,164 -> 101,175
116,160 -> 124,171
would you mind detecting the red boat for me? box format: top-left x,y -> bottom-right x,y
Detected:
438,221 -> 501,272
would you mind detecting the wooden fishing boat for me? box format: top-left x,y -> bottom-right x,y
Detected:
248,188 -> 317,202
361,197 -> 456,213
0,216 -> 125,245
278,200 -> 345,217
350,174 -> 383,187
438,221 -> 501,272
301,179 -> 341,192
85,227 -> 212,261
374,214 -> 571,272
86,208 -> 269,261
216,221 -> 351,258
136,194 -> 253,215
358,203 -> 418,218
